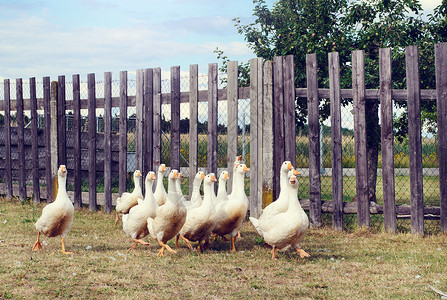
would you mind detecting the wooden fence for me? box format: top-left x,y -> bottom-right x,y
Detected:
1,43 -> 446,234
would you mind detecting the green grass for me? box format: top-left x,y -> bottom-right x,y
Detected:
0,196 -> 446,299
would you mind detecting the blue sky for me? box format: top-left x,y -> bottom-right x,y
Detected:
0,0 -> 441,81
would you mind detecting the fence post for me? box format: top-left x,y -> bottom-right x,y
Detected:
262,60 -> 274,210
119,71 -> 128,195
435,42 -> 447,233
73,74 -> 82,210
273,56 -> 285,200
88,73 -> 97,211
4,79 -> 13,198
329,52 -> 343,231
16,79 -> 26,200
136,69 -> 144,173
379,48 -> 397,233
208,63 -> 218,180
50,80 -> 59,201
152,68 -> 162,191
171,66 -> 181,171
103,72 -> 112,213
284,55 -> 296,165
306,53 -> 322,227
30,77 -> 40,203
227,61 -> 238,195
143,68 -> 154,176
57,75 -> 66,166
352,50 -> 370,228
406,45 -> 424,235
189,65 -> 198,196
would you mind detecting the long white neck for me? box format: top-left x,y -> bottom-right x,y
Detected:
232,171 -> 245,196
176,179 -> 183,196
287,184 -> 301,211
57,175 -> 67,196
144,181 -> 154,203
133,175 -> 141,195
202,182 -> 214,208
156,170 -> 164,190
217,178 -> 226,195
167,178 -> 179,203
278,170 -> 288,198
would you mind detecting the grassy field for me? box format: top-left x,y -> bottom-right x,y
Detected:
0,196 -> 446,299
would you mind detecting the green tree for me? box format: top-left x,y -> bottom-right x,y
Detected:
224,0 -> 445,202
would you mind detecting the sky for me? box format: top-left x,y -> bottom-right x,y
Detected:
0,0 -> 441,82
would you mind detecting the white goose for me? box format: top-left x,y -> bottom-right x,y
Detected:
175,172 -> 187,203
147,169 -> 187,256
33,165 -> 74,254
154,164 -> 167,206
182,171 -> 205,210
215,171 -> 229,206
122,171 -> 157,250
212,163 -> 249,252
177,173 -> 217,252
250,170 -> 309,259
115,170 -> 143,226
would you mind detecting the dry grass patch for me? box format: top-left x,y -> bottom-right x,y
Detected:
0,196 -> 446,299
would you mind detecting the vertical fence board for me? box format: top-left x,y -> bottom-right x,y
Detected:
153,68 -> 162,179
171,66 -> 181,171
57,75 -> 66,166
379,48 -> 397,233
273,56 -> 285,200
256,57 -> 264,216
208,63 -> 218,178
352,50 -> 370,227
306,53 -> 322,227
50,81 -> 58,201
250,58 -> 260,217
262,60 -> 274,210
189,64 -> 198,196
329,52 -> 343,231
4,79 -> 12,198
119,71 -> 128,195
16,79 -> 26,200
44,77 -> 52,202
143,68 -> 154,175
73,74 -> 82,209
30,77 -> 40,203
406,46 -> 424,234
284,55 -> 296,165
88,73 -> 97,210
435,42 -> 447,232
104,72 -> 112,213
227,61 -> 238,195
136,69 -> 144,173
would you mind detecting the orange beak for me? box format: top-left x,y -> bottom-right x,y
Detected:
287,162 -> 293,170
211,175 -> 217,182
225,173 -> 229,180
243,166 -> 250,172
151,173 -> 156,180
201,173 -> 206,180
293,169 -> 301,176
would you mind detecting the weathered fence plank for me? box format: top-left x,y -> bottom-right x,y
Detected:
136,69 -> 144,173
171,66 -> 181,171
379,48 -> 397,233
119,71 -> 128,195
406,45 -> 424,235
352,50 -> 370,228
189,65 -> 198,196
50,80 -> 58,201
16,79 -> 26,200
4,79 -> 12,198
307,53 -> 322,227
262,60 -> 274,210
30,77 -> 40,204
284,55 -> 296,165
73,74 -> 82,209
88,73 -> 97,210
44,77 -> 52,202
103,72 -> 112,213
57,75 -> 66,166
143,68 -> 154,176
328,52 -> 343,231
153,68 -> 162,180
273,56 -> 285,200
227,61 -> 238,195
435,42 -> 447,232
208,63 -> 218,178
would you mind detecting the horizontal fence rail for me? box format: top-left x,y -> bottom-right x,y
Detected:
0,43 -> 446,234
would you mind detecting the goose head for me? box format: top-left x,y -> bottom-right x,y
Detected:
158,164 -> 167,175
219,171 -> 229,182
145,171 -> 156,184
58,165 -> 67,178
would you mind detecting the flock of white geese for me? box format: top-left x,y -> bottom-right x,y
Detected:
32,158 -> 309,259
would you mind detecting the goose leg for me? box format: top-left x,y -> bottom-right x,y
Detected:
129,239 -> 150,250
157,240 -> 176,256
180,235 -> 193,251
114,211 -> 119,226
230,236 -> 236,252
32,231 -> 42,251
175,235 -> 180,248
60,238 -> 72,254
271,247 -> 277,260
